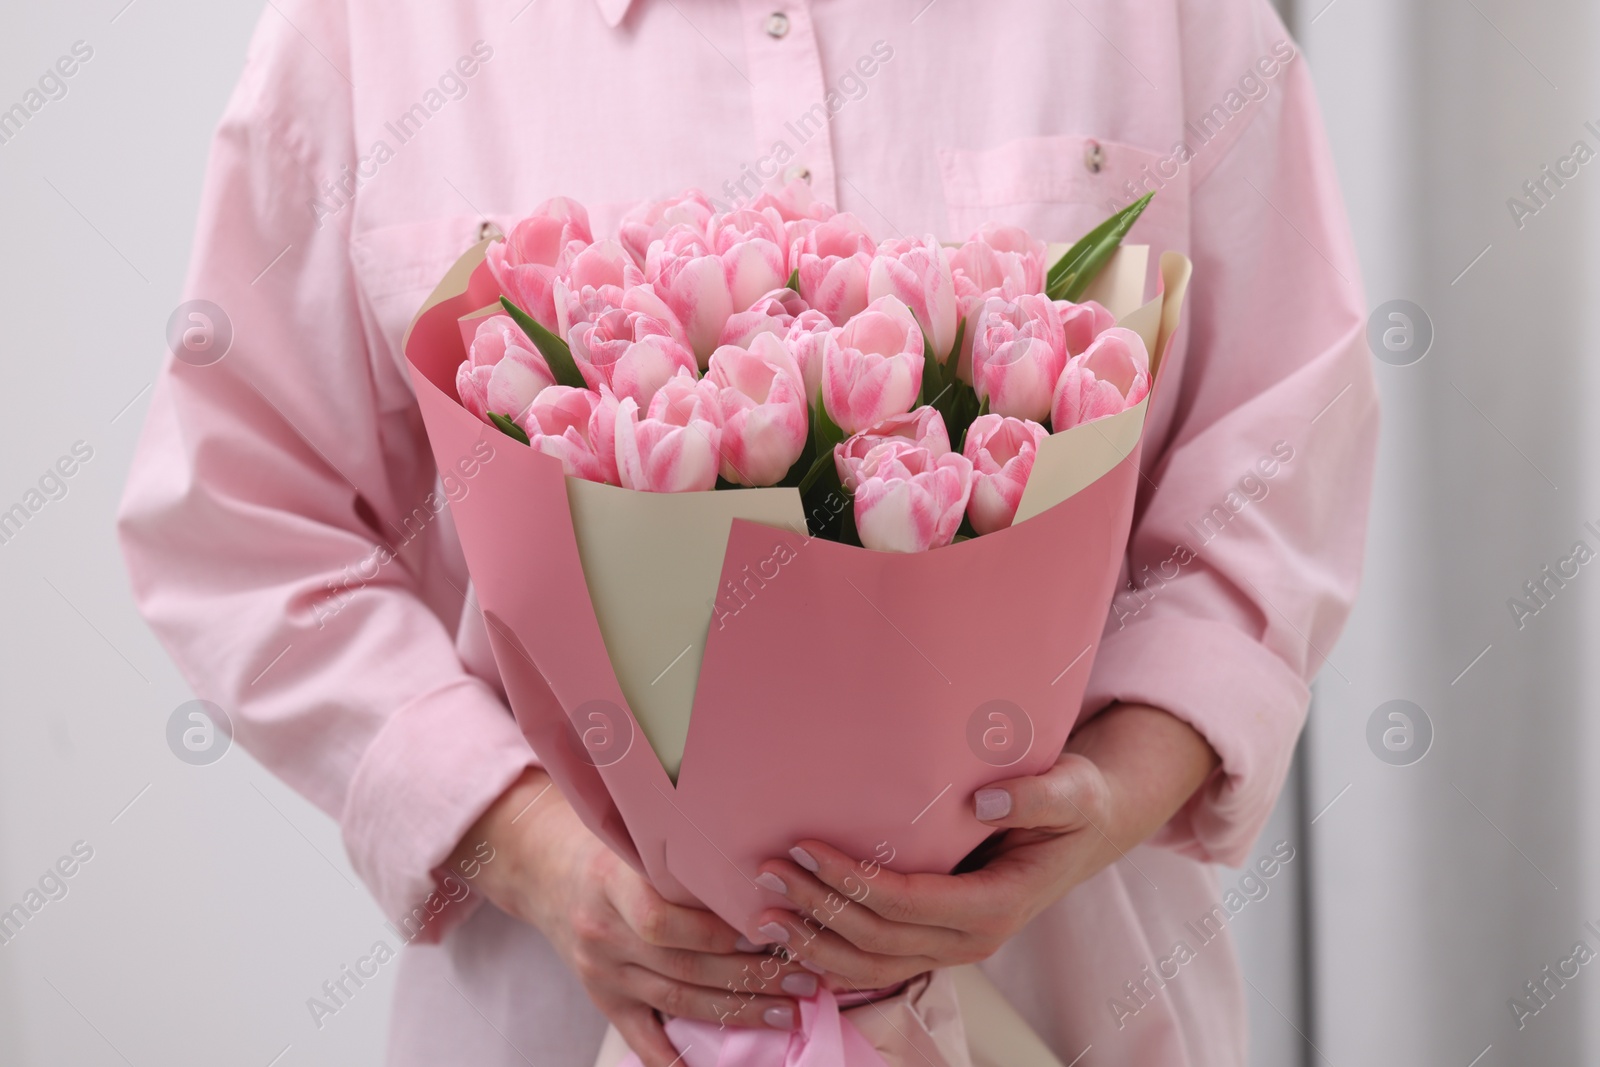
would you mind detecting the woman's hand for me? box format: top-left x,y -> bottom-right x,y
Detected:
451,769 -> 817,1067
746,703 -> 1220,992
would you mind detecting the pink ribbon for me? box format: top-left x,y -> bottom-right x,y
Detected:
619,989 -> 891,1067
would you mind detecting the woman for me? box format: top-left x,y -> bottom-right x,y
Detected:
118,2 -> 1378,1064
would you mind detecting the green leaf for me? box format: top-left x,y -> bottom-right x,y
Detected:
1045,192 -> 1154,303
943,317 -> 967,386
786,268 -> 801,293
499,297 -> 587,390
487,412 -> 530,446
796,452 -> 833,496
798,400 -> 848,495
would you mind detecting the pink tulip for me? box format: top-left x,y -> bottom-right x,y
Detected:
614,374 -> 724,493
645,225 -> 739,367
777,216 -> 822,259
833,407 -> 951,490
819,297 -> 925,434
1051,327 -> 1152,430
456,314 -> 555,423
791,213 -> 876,325
706,209 -> 790,311
568,239 -> 646,292
950,223 -> 1049,297
969,294 -> 1067,422
619,189 -> 716,267
852,444 -> 975,553
486,198 -> 594,331
783,309 -> 833,404
718,287 -> 809,349
867,236 -> 959,362
706,333 -> 809,486
568,307 -> 698,409
516,385 -> 613,484
745,179 -> 836,223
1056,299 -> 1118,356
962,414 -> 1048,534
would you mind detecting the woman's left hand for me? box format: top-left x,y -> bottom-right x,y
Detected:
748,702 -> 1220,992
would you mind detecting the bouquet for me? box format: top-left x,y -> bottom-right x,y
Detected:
404,184 -> 1190,1067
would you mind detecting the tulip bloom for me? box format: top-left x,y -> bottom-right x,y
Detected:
456,314 -> 555,423
645,226 -> 740,367
745,178 -> 837,223
950,223 -> 1048,301
516,385 -> 613,484
962,414 -> 1048,534
867,236 -> 959,362
613,373 -> 724,493
792,213 -> 876,325
706,334 -> 809,487
718,287 -> 809,349
1056,298 -> 1118,356
1051,327 -> 1152,430
568,307 -> 698,409
783,309 -> 834,405
706,209 -> 791,310
485,198 -> 593,331
618,189 -> 716,267
819,297 -> 926,434
834,407 -> 951,490
852,444 -> 975,553
970,294 -> 1067,422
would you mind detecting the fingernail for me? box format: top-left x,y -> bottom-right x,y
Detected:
758,922 -> 791,944
782,973 -> 818,997
975,788 -> 1011,821
763,1004 -> 796,1030
755,872 -> 788,894
789,846 -> 819,872
799,959 -> 826,975
735,935 -> 762,953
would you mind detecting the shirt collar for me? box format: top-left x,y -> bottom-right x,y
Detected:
596,0 -> 634,28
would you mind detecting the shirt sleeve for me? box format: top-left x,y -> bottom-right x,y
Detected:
115,1 -> 534,939
1080,18 -> 1380,867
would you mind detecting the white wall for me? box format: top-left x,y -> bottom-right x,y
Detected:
0,4 -> 395,1064
1302,0 -> 1600,1063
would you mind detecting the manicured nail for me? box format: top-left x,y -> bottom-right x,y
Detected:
763,1004 -> 796,1030
735,936 -> 762,953
758,922 -> 791,944
782,973 -> 818,997
789,846 -> 820,872
799,959 -> 826,975
755,872 -> 788,894
975,788 -> 1011,821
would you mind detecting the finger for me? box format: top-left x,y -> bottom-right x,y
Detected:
630,943 -> 820,1000
751,914 -> 941,992
609,873 -> 746,953
611,1004 -> 681,1067
974,752 -> 1110,832
772,840 -> 1012,933
621,963 -> 800,1031
752,861 -> 972,959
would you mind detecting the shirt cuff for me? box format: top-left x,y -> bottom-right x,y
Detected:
341,676 -> 536,943
1080,617 -> 1309,867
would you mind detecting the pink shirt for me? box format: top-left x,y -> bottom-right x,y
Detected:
117,1 -> 1377,1063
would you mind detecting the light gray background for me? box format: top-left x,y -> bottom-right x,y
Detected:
1,0 -> 1593,1064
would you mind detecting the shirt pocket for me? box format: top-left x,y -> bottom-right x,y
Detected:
348,214 -> 509,410
937,135 -> 1190,276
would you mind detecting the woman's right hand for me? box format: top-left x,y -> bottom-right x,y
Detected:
450,768 -> 816,1067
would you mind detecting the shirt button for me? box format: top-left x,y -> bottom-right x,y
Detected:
1084,141 -> 1106,174
765,11 -> 790,38
785,165 -> 812,184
